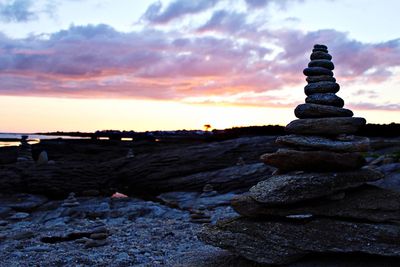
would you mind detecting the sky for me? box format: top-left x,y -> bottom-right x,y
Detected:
0,0 -> 399,132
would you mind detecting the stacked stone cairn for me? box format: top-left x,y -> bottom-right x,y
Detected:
61,192 -> 80,208
199,44 -> 400,265
17,135 -> 34,163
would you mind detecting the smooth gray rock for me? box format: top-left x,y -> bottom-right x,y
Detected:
261,149 -> 366,172
310,51 -> 332,60
199,217 -> 400,265
303,67 -> 333,76
232,185 -> 400,222
276,134 -> 370,152
314,44 -> 327,50
308,59 -> 334,70
305,93 -> 344,107
306,75 -> 336,83
312,48 -> 328,53
304,81 -> 340,95
285,117 -> 366,135
294,103 -> 353,119
248,169 -> 382,205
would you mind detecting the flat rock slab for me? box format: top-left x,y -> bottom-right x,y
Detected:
248,168 -> 382,205
305,93 -> 344,107
304,81 -> 340,95
295,103 -> 353,119
199,217 -> 400,265
261,149 -> 366,172
285,117 -> 366,135
232,185 -> 400,222
276,134 -> 370,152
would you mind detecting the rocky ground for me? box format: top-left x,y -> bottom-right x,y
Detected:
0,191 -> 240,267
0,136 -> 399,266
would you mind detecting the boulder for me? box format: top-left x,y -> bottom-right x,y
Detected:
285,117 -> 366,135
276,134 -> 369,152
261,149 -> 366,172
232,185 -> 400,222
294,103 -> 353,119
305,93 -> 344,107
199,217 -> 400,265
248,168 -> 382,205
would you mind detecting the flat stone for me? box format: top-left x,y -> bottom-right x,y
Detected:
89,233 -> 108,240
199,217 -> 400,265
9,212 -> 30,220
233,185 -> 400,222
308,59 -> 334,70
295,103 -> 353,119
285,117 -> 366,135
304,81 -> 340,95
310,51 -> 332,60
276,134 -> 370,152
305,93 -> 344,107
303,67 -> 333,76
261,149 -> 366,172
248,169 -> 382,205
306,75 -> 336,83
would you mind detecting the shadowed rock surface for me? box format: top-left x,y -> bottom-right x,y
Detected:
248,169 -> 382,205
285,117 -> 366,135
199,217 -> 400,265
232,185 -> 400,222
276,135 -> 370,152
0,136 -> 278,198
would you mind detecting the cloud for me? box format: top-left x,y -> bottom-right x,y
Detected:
0,4 -> 400,110
245,0 -> 304,9
0,0 -> 36,22
142,0 -> 218,24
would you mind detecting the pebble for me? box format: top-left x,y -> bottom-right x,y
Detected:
12,230 -> 35,240
304,81 -> 340,95
308,59 -> 334,70
306,75 -> 336,83
89,233 -> 108,240
84,239 -> 108,248
305,93 -> 344,108
303,67 -> 333,76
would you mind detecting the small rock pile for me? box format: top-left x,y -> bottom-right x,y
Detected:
61,192 -> 80,208
199,44 -> 400,265
17,135 -> 34,163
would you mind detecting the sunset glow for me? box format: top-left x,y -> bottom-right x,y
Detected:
0,0 -> 399,132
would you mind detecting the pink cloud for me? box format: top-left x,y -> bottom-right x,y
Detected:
0,17 -> 399,111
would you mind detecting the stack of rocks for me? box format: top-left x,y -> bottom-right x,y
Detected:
199,45 -> 400,265
61,192 -> 80,208
190,205 -> 211,224
17,135 -> 34,163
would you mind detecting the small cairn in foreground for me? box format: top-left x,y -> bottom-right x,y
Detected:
199,45 -> 400,265
17,135 -> 34,163
61,192 -> 80,208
